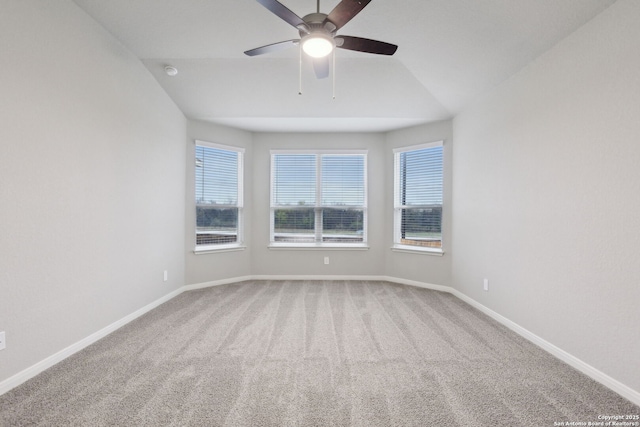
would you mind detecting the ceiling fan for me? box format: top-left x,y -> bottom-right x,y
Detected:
244,0 -> 398,79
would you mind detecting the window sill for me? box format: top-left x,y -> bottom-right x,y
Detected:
391,245 -> 444,256
194,245 -> 246,255
269,244 -> 369,251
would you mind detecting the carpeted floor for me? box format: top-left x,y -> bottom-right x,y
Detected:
0,280 -> 638,426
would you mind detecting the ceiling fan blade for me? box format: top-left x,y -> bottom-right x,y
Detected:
255,0 -> 309,32
336,35 -> 397,55
313,56 -> 330,79
244,39 -> 299,56
326,0 -> 372,30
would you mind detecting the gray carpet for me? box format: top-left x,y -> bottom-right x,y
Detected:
0,280 -> 637,426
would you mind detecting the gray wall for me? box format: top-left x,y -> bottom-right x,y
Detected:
251,132 -> 387,277
0,1 -> 186,384
452,0 -> 640,392
384,121 -> 453,287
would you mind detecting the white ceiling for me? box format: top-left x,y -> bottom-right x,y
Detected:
73,0 -> 616,132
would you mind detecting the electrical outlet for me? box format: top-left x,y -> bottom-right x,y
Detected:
483,278 -> 489,291
163,270 -> 168,282
324,257 -> 329,265
0,331 -> 6,350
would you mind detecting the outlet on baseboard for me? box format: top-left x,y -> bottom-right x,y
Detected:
483,278 -> 489,291
163,270 -> 168,282
324,257 -> 329,265
0,331 -> 6,350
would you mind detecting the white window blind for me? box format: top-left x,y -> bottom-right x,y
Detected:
195,141 -> 244,249
271,151 -> 367,246
394,141 -> 443,251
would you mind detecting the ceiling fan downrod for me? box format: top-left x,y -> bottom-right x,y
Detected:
299,42 -> 303,95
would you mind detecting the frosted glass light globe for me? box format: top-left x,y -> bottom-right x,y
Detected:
302,35 -> 334,58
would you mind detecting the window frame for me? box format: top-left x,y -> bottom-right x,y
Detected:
269,149 -> 368,249
194,140 -> 245,253
393,141 -> 444,255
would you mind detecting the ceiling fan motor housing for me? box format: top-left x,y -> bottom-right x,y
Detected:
300,13 -> 337,37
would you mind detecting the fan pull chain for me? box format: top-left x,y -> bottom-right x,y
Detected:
332,48 -> 336,99
298,42 -> 303,95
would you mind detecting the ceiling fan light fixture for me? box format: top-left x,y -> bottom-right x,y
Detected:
302,33 -> 334,58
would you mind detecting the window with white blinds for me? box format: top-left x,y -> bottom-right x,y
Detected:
394,141 -> 443,252
195,141 -> 244,250
271,151 -> 367,246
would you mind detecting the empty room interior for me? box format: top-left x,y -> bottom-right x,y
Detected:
1,0 -> 639,425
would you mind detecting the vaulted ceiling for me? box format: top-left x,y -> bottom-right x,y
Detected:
73,0 -> 616,132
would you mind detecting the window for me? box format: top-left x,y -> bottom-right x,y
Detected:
394,141 -> 443,253
195,141 -> 244,251
270,151 -> 367,247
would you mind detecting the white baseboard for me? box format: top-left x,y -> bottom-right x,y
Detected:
0,287 -> 182,396
182,275 -> 253,291
379,275 -> 452,293
2,274 -> 638,407
251,274 -> 383,282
